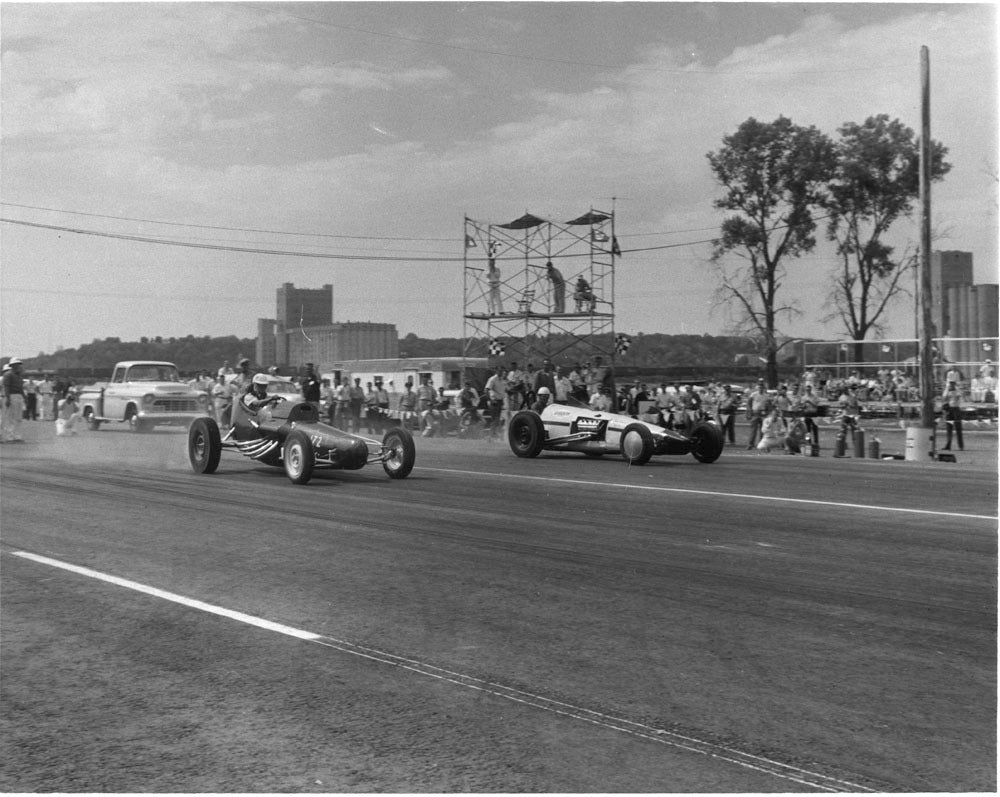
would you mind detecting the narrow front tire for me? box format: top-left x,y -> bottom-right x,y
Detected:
283,431 -> 315,484
188,417 -> 222,474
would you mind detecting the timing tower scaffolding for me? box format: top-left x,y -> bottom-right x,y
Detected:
462,208 -> 619,369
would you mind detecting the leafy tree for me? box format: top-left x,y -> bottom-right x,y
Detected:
823,115 -> 951,359
707,116 -> 836,387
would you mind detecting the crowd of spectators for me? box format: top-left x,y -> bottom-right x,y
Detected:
4,354 -> 994,449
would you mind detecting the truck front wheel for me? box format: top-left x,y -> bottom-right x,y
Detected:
83,408 -> 102,431
126,407 -> 148,433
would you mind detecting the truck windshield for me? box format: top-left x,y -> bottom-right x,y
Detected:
129,366 -> 181,382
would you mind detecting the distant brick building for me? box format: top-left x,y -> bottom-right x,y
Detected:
256,283 -> 398,371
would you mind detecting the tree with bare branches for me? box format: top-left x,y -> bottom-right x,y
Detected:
823,115 -> 951,361
707,116 -> 836,387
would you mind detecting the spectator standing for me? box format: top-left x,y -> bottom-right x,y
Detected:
458,380 -> 480,428
546,261 -> 565,313
398,381 -> 418,430
745,380 -> 771,449
716,384 -> 739,445
484,366 -> 508,435
415,376 -> 436,435
567,363 -> 586,401
231,358 -> 253,395
796,383 -> 822,450
38,374 -> 53,421
374,380 -> 391,431
23,376 -> 38,420
301,363 -> 322,411
486,259 -> 503,315
941,381 -> 964,451
211,374 -> 232,427
506,361 -> 526,410
554,368 -> 572,403
349,377 -> 366,433
532,360 -> 556,398
217,360 -> 234,379
320,378 -> 335,424
2,359 -> 26,442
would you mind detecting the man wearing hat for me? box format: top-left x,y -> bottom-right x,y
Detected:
301,363 -> 321,411
2,358 -> 26,442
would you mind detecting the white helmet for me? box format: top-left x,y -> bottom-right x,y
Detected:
536,386 -> 551,395
252,373 -> 269,386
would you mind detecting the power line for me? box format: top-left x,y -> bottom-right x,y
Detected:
0,217 -> 721,260
0,202 -> 453,243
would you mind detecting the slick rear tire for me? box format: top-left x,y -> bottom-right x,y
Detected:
508,411 -> 545,458
382,427 -> 416,479
188,417 -> 222,474
690,421 -> 724,463
621,423 -> 654,465
283,430 -> 314,484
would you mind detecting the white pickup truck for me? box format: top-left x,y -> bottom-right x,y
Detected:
78,361 -> 209,432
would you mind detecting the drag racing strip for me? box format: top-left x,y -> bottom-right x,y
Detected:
421,467 -> 997,522
11,549 -> 875,793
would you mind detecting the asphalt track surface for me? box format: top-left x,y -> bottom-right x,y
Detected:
1,422 -> 996,792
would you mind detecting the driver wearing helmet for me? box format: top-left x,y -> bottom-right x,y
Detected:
530,385 -> 552,413
241,373 -> 284,417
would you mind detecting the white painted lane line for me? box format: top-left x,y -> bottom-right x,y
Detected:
10,551 -> 321,641
421,466 -> 998,522
11,550 -> 872,792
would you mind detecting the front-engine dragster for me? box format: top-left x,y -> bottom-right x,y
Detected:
188,392 -> 415,484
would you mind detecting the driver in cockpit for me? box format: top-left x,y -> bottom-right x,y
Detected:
242,373 -> 284,418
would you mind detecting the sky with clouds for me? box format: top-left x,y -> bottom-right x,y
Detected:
1,2 -> 996,358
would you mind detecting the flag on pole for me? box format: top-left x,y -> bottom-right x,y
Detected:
489,338 -> 506,356
615,333 -> 632,355
611,236 -> 621,257
591,230 -> 609,243
465,235 -> 477,248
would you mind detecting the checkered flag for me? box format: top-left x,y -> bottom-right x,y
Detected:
489,338 -> 506,356
615,333 -> 632,355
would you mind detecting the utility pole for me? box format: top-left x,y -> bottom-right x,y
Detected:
918,46 -> 936,429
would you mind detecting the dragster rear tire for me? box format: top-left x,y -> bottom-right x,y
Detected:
508,411 -> 545,458
382,427 -> 416,479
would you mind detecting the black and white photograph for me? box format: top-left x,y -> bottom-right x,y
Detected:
1,2 -> 996,792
